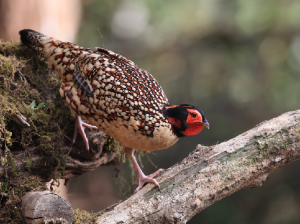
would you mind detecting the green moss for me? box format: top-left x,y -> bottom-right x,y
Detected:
0,173 -> 47,224
25,157 -> 31,171
0,40 -> 71,223
73,209 -> 98,224
7,150 -> 16,171
105,135 -> 125,162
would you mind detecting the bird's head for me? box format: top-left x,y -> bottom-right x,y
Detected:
163,104 -> 209,137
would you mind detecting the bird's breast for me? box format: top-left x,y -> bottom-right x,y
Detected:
88,116 -> 179,151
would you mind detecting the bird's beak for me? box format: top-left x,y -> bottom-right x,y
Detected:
201,120 -> 210,129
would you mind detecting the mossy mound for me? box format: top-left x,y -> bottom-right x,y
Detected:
0,40 -> 75,223
0,39 -> 127,223
73,209 -> 98,224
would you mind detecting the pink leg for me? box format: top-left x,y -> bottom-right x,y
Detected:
128,153 -> 164,193
73,115 -> 98,150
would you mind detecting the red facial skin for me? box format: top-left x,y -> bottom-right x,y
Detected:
181,108 -> 204,136
166,108 -> 206,136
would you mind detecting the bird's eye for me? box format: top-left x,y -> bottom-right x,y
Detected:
190,113 -> 197,118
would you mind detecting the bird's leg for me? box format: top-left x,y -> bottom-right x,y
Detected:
127,150 -> 164,193
73,115 -> 98,150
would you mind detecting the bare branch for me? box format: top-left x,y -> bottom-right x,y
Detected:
96,109 -> 300,223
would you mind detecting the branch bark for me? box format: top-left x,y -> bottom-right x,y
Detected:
95,109 -> 300,223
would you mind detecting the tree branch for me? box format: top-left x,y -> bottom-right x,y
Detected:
95,109 -> 300,223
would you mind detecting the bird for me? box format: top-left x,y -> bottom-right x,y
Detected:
19,29 -> 209,192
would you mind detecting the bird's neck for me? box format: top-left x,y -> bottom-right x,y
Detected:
162,105 -> 186,138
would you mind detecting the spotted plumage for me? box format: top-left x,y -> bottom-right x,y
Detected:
19,29 -> 209,192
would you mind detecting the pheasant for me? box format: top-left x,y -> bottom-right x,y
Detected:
19,29 -> 209,192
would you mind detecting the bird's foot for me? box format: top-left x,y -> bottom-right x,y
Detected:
134,168 -> 164,193
72,115 -> 98,150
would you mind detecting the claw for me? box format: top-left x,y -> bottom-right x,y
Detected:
128,152 -> 164,193
72,115 -> 98,150
133,169 -> 164,193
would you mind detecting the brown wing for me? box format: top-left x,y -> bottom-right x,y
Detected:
19,29 -> 169,137
59,47 -> 169,137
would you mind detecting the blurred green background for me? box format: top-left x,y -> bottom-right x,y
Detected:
66,0 -> 300,223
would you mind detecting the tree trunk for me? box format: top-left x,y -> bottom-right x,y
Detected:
0,0 -> 81,42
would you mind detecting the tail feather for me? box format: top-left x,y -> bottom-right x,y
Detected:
19,29 -> 77,81
19,29 -> 47,52
19,29 -> 36,47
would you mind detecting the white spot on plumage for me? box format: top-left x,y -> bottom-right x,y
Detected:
63,57 -> 70,63
54,47 -> 62,54
89,53 -> 100,59
87,63 -> 93,71
93,80 -> 101,88
95,61 -> 101,68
